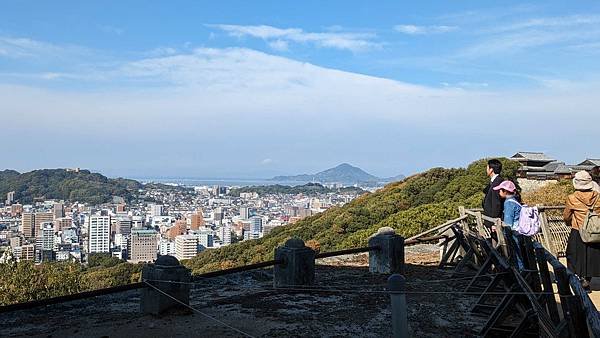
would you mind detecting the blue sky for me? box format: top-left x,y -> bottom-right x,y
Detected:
1,1 -> 600,178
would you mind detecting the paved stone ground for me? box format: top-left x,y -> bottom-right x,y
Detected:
0,245 -> 485,338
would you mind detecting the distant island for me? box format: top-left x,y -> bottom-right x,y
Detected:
270,163 -> 404,185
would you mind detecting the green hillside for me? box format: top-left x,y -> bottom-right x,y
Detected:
184,158 -> 520,274
0,169 -> 142,204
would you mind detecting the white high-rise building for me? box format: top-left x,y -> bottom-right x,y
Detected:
40,222 -> 55,251
250,216 -> 263,240
150,204 -> 164,217
239,206 -> 250,220
159,238 -> 176,256
87,215 -> 111,253
175,235 -> 198,261
192,229 -> 213,250
222,224 -> 232,245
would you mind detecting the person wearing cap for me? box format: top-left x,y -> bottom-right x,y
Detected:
494,180 -> 521,229
494,180 -> 524,269
564,170 -> 600,292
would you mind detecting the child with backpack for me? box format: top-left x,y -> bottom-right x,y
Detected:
494,181 -> 521,229
494,180 -> 524,269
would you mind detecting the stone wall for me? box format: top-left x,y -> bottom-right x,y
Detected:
517,178 -> 559,194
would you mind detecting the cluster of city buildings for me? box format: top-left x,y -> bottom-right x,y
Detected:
0,184 -> 361,265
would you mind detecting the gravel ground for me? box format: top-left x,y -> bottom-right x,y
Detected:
0,244 -> 485,337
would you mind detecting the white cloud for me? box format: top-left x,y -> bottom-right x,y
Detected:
261,158 -> 274,165
2,46 -> 599,129
394,24 -> 457,35
2,45 -> 600,175
268,40 -> 289,51
207,24 -> 378,52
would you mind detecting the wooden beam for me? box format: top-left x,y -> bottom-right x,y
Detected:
406,215 -> 468,241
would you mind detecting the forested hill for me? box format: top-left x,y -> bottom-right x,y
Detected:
0,169 -> 142,204
228,183 -> 366,196
184,158 -> 520,274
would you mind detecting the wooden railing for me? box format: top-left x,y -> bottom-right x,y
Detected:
463,206 -> 569,257
445,207 -> 600,337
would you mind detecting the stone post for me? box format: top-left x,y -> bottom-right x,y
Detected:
369,227 -> 405,274
273,238 -> 315,287
141,255 -> 191,315
388,274 -> 409,338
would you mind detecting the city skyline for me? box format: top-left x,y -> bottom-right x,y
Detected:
2,1 -> 600,178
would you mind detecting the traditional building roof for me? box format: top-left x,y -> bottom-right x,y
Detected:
511,152 -> 555,162
578,159 -> 600,166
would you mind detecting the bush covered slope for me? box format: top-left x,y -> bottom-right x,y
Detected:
183,158 -> 520,274
0,169 -> 141,204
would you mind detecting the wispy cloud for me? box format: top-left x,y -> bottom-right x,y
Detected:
0,36 -> 90,60
206,24 -> 379,52
457,15 -> 600,57
394,24 -> 457,35
488,15 -> 600,33
99,25 -> 124,35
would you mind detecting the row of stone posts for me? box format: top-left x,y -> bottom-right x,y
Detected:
141,227 -> 405,315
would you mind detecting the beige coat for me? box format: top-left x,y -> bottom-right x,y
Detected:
564,190 -> 600,230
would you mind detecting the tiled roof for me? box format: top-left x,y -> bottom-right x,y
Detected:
579,159 -> 600,166
511,152 -> 555,161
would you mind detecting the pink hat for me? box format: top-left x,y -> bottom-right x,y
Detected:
493,180 -> 517,193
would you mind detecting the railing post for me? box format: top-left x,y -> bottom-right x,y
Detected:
369,227 -> 404,274
538,209 -> 556,256
141,255 -> 191,315
388,274 -> 409,338
474,211 -> 488,238
273,238 -> 315,287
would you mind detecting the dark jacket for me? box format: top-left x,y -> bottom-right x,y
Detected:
482,175 -> 503,225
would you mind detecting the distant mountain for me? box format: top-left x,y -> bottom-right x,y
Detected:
0,169 -> 142,204
271,163 -> 404,184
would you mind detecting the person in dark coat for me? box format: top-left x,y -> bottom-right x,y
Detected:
564,170 -> 600,292
482,159 -> 504,240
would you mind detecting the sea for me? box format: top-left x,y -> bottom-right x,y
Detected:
134,177 -> 310,188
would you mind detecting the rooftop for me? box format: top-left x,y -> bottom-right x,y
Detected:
579,159 -> 600,166
511,151 -> 555,162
